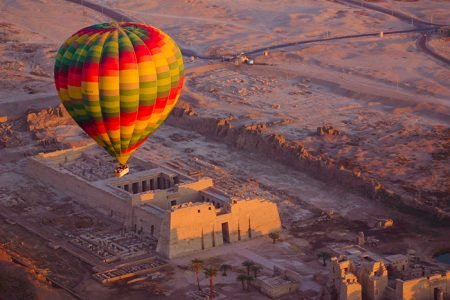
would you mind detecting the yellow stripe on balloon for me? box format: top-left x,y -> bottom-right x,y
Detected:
81,82 -> 99,95
140,87 -> 157,94
58,89 -> 70,101
138,61 -> 156,76
68,86 -> 82,99
119,69 -> 139,83
99,76 -> 120,90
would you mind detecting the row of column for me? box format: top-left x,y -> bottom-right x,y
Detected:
201,195 -> 223,208
119,176 -> 173,194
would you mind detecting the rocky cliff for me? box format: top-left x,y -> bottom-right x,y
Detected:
167,102 -> 450,223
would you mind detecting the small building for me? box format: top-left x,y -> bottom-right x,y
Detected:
330,254 -> 388,300
254,275 -> 299,299
357,260 -> 388,300
340,273 -> 362,300
375,218 -> 394,229
253,265 -> 300,299
330,257 -> 362,300
385,254 -> 409,272
394,271 -> 450,300
330,247 -> 450,300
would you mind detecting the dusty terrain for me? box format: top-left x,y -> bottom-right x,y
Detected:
0,0 -> 449,299
94,0 -> 450,220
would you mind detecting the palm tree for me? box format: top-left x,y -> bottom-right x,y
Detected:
237,273 -> 247,291
191,258 -> 204,291
317,252 -> 331,266
220,264 -> 231,276
242,260 -> 255,276
204,267 -> 218,299
251,264 -> 262,278
246,275 -> 255,291
268,232 -> 280,244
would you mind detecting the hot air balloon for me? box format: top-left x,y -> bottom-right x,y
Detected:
54,22 -> 184,177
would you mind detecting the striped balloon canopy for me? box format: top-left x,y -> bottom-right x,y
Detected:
54,22 -> 184,164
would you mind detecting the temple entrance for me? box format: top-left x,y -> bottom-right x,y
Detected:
221,222 -> 230,243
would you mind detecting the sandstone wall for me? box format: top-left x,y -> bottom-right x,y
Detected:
167,103 -> 450,223
395,272 -> 450,300
133,205 -> 164,237
157,198 -> 281,258
25,156 -> 130,225
132,178 -> 214,210
341,282 -> 362,300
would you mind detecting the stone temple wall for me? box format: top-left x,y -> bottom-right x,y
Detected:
26,153 -> 131,225
27,148 -> 283,260
133,204 -> 165,238
157,198 -> 282,258
395,272 -> 450,300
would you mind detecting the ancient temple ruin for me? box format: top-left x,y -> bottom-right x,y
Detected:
26,145 -> 282,258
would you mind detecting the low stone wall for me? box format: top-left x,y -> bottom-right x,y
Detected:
25,155 -> 130,224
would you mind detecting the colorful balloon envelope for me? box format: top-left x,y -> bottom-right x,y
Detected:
54,22 -> 184,167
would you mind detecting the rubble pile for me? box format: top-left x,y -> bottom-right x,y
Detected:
317,125 -> 340,136
26,104 -> 72,131
0,122 -> 24,148
25,104 -> 86,147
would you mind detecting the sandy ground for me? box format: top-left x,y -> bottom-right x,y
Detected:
0,0 -> 449,298
102,0 -> 410,55
94,0 -> 450,216
374,0 -> 450,25
429,36 -> 450,61
0,0 -> 112,103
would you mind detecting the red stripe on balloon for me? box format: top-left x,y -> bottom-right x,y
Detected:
126,138 -> 146,152
104,117 -> 121,131
120,111 -> 137,126
136,105 -> 154,120
119,51 -> 136,64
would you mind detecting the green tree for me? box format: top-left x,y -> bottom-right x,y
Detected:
317,252 -> 331,266
268,232 -> 280,244
191,258 -> 204,291
242,260 -> 255,276
251,264 -> 262,278
220,263 -> 231,276
204,266 -> 218,299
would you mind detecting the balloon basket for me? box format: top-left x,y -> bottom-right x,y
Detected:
114,164 -> 129,177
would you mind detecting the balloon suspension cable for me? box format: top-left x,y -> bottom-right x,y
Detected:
116,163 -> 128,170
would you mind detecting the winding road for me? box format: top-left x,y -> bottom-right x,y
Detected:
416,33 -> 450,65
65,0 -> 448,65
243,27 -> 434,57
336,0 -> 444,27
337,0 -> 449,65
